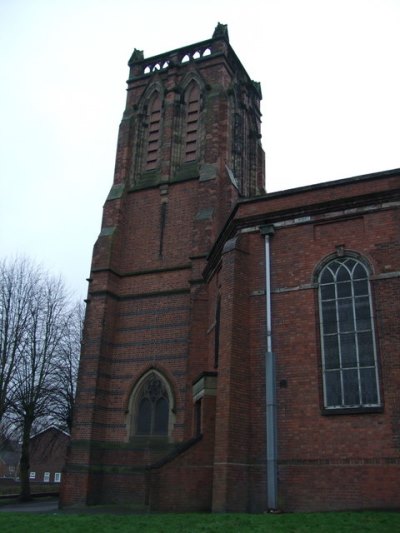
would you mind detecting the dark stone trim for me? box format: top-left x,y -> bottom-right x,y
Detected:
65,464 -> 150,474
189,278 -> 206,286
111,337 -> 187,348
279,456 -> 400,466
117,305 -> 190,317
321,406 -> 384,416
192,371 -> 218,386
116,321 -> 189,333
91,263 -> 191,278
128,174 -> 198,192
73,404 -> 122,413
80,353 -> 188,364
88,287 -> 190,302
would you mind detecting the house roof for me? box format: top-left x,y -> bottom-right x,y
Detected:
30,426 -> 70,441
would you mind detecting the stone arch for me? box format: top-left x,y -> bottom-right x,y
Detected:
126,369 -> 175,439
177,74 -> 206,165
129,82 -> 165,183
313,248 -> 374,283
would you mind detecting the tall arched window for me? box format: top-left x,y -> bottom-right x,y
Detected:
184,83 -> 200,162
130,371 -> 172,437
318,256 -> 380,410
145,93 -> 162,171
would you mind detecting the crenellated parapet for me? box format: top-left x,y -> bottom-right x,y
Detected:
127,24 -> 257,99
128,44 -> 213,79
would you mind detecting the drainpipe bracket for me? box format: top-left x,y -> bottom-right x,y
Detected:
260,224 -> 275,236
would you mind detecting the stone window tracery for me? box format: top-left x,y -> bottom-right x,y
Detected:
129,371 -> 173,437
318,256 -> 380,410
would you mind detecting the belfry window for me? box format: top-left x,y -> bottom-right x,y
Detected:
318,257 -> 380,410
184,83 -> 200,162
134,372 -> 171,436
145,93 -> 162,170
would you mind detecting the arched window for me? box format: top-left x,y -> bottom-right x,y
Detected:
130,371 -> 172,437
184,83 -> 200,162
145,93 -> 162,171
318,256 -> 380,410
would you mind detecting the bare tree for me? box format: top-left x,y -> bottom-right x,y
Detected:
0,257 -> 82,500
0,258 -> 37,423
11,274 -> 69,499
51,301 -> 83,433
0,258 -> 77,500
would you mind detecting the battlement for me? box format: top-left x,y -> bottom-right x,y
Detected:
127,24 -> 259,97
128,38 -> 218,79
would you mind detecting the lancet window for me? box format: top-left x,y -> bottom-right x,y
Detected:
145,93 -> 162,171
184,83 -> 201,162
318,256 -> 380,410
130,371 -> 172,437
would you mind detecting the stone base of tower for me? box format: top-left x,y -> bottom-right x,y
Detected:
60,468 -> 149,510
147,450 -> 214,512
60,436 -> 216,512
59,470 -> 91,508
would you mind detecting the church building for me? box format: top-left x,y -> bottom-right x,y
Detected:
61,25 -> 400,512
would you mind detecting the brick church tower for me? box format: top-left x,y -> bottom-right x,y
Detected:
62,23 -> 400,513
61,24 -> 265,511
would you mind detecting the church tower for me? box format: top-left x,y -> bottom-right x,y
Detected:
61,24 -> 264,510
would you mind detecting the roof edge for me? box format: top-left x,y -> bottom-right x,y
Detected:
251,167 -> 400,206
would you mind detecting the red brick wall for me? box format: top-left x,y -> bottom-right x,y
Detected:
212,235 -> 252,512
207,174 -> 400,512
150,395 -> 217,512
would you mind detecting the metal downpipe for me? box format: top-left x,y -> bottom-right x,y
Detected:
260,224 -> 277,511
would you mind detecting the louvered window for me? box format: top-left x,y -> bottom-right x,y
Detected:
145,94 -> 162,170
184,84 -> 200,162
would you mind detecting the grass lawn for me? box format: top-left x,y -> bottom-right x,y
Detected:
0,511 -> 399,532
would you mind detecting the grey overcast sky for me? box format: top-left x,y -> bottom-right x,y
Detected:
1,0 -> 399,300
